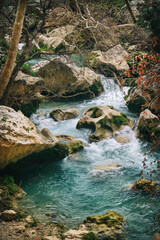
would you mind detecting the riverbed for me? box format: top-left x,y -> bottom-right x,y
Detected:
15,75 -> 160,240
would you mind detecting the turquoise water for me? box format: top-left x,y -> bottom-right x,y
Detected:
15,76 -> 160,240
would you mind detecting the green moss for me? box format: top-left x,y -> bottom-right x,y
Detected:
99,118 -> 112,130
67,140 -> 84,154
133,179 -> 157,192
138,123 -> 159,141
112,114 -> 128,127
89,79 -> 104,96
38,41 -> 54,52
90,107 -> 99,118
13,99 -> 41,117
127,96 -> 146,113
84,210 -> 124,228
82,232 -> 98,240
0,176 -> 18,196
21,63 -> 37,77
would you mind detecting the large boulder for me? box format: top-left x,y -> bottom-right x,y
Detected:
83,210 -> 125,240
76,106 -> 134,142
126,87 -> 146,113
85,45 -> 129,76
33,56 -> 104,100
37,25 -> 76,53
135,109 -> 160,143
0,106 -> 68,170
50,108 -> 79,122
9,71 -> 44,117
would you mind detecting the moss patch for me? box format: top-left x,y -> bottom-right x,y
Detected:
67,140 -> 84,154
89,79 -> 104,97
82,232 -> 98,240
133,179 -> 157,193
127,96 -> 146,113
13,99 -> 41,117
84,210 -> 124,228
112,114 -> 128,127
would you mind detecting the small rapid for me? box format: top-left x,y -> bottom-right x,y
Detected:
16,75 -> 160,240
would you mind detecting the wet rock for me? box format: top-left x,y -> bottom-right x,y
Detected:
86,45 -> 129,76
67,140 -> 84,154
126,87 -> 146,113
133,179 -> 157,193
50,108 -> 79,122
94,163 -> 122,172
76,106 -> 134,142
64,228 -> 89,240
151,230 -> 160,240
135,109 -> 160,143
115,134 -> 130,143
0,106 -> 60,170
34,56 -> 104,100
1,210 -> 17,221
83,210 -> 125,240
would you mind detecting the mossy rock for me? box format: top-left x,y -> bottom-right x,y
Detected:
133,179 -> 157,193
67,140 -> 84,154
12,99 -> 41,117
82,232 -> 98,240
84,210 -> 124,228
89,79 -> 104,97
126,95 -> 146,113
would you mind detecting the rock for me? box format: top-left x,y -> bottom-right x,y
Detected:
0,106 -> 68,170
25,215 -> 36,227
56,135 -> 84,154
50,108 -> 79,122
64,228 -> 89,240
126,87 -> 146,113
37,25 -> 75,53
151,233 -> 160,240
133,179 -> 157,193
67,140 -> 84,154
86,45 -> 129,76
1,210 -> 17,221
14,225 -> 25,233
94,163 -> 122,172
135,109 -> 160,142
115,134 -> 130,143
34,56 -> 104,100
44,237 -> 59,240
9,71 -> 44,117
76,106 -> 134,142
83,210 -> 125,240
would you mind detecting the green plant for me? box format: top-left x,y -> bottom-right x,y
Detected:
112,114 -> 128,127
38,41 -> 54,52
1,116 -> 7,122
21,63 -> 37,77
0,176 -> 18,196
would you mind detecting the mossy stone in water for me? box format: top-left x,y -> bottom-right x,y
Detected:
82,232 -> 98,240
133,179 -> 157,193
84,210 -> 124,228
67,140 -> 84,154
126,96 -> 145,113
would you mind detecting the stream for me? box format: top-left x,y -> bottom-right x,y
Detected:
14,74 -> 160,240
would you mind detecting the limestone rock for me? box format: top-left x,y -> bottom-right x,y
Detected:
126,87 -> 146,113
133,179 -> 157,193
56,135 -> 84,154
76,106 -> 134,142
50,108 -> 79,122
115,134 -> 130,143
1,210 -> 17,221
44,236 -> 59,240
64,228 -> 89,240
135,109 -> 160,142
0,106 -> 61,169
87,45 -> 129,76
94,163 -> 122,172
34,56 -> 104,100
83,210 -> 125,240
37,25 -> 75,53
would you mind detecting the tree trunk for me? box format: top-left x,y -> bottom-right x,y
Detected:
125,0 -> 136,23
0,0 -> 27,100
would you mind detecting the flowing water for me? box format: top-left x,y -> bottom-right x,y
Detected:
15,75 -> 160,240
